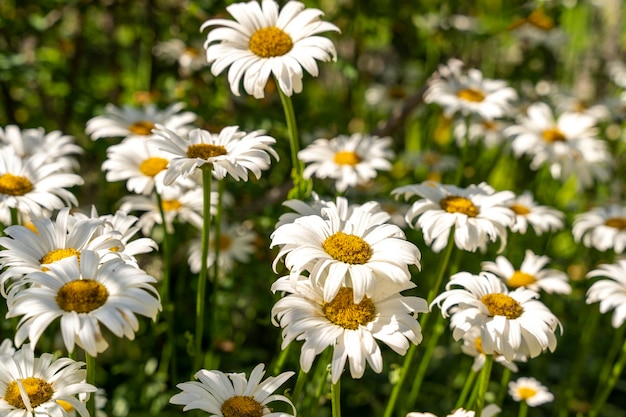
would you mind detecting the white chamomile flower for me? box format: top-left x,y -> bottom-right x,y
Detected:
270,201 -> 421,303
188,222 -> 257,274
573,204 -> 626,253
586,260 -> 626,328
424,58 -> 517,120
170,363 -> 295,417
481,250 -> 571,294
201,0 -> 340,98
299,133 -> 394,193
153,39 -> 207,77
508,8 -> 567,50
458,326 -> 521,372
407,405 -> 500,417
7,251 -> 161,356
392,181 -> 515,253
432,271 -> 561,361
151,125 -> 278,185
272,277 -> 427,383
506,191 -> 564,235
0,344 -> 97,417
509,377 -> 554,406
452,116 -> 508,149
86,102 -> 197,141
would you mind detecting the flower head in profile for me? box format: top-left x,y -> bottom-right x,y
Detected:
506,191 -> 564,235
0,344 -> 97,417
432,271 -> 561,361
392,181 -> 515,253
270,201 -> 421,303
201,0 -> 340,98
7,250 -> 161,356
481,250 -> 571,294
272,277 -> 427,383
424,58 -> 517,120
151,125 -> 278,185
586,260 -> 626,328
508,377 -> 554,406
86,102 -> 197,141
573,204 -> 626,253
170,363 -> 295,417
299,133 -> 394,193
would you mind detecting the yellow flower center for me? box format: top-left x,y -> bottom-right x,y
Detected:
184,47 -> 201,57
0,173 -> 34,196
161,199 -> 182,211
605,217 -> 626,230
248,27 -> 293,58
510,203 -> 531,215
40,248 -> 80,271
474,336 -> 484,354
221,395 -> 264,417
322,232 -> 372,264
4,377 -> 54,409
456,88 -> 485,103
57,400 -> 75,412
56,279 -> 109,313
481,293 -> 523,319
128,120 -> 156,136
216,235 -> 232,250
508,271 -> 537,288
322,287 -> 376,330
186,143 -> 227,160
518,386 -> 538,400
139,157 -> 169,177
440,196 -> 479,217
542,128 -> 566,143
24,222 -> 38,234
334,151 -> 361,166
527,9 -> 555,31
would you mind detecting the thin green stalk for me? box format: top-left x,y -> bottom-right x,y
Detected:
589,330 -> 626,417
210,179 -> 225,344
291,367 -> 307,408
86,353 -> 96,417
276,83 -> 310,200
455,366 -> 478,409
271,343 -> 292,375
9,207 -> 18,226
331,378 -> 341,417
193,165 -> 213,372
471,354 -> 494,414
304,349 -> 332,416
496,366 -> 512,407
518,401 -> 529,417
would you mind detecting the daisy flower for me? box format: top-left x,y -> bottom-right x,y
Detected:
586,260 -> 626,328
151,125 -> 278,185
170,363 -> 295,417
270,201 -> 421,303
153,39 -> 207,77
101,136 -> 173,195
7,250 -> 161,356
85,102 -> 197,141
452,116 -> 508,149
432,271 -> 561,361
392,181 -> 515,253
424,58 -> 517,120
573,204 -> 626,253
402,151 -> 459,183
458,326 -> 521,372
506,191 -> 564,235
508,8 -> 567,50
508,377 -> 554,406
298,133 -> 394,193
271,277 -> 427,383
200,0 -> 340,98
0,149 -> 83,222
0,344 -> 97,417
187,222 -> 257,274
504,101 -> 611,189
407,406 -> 500,417
481,250 -> 571,294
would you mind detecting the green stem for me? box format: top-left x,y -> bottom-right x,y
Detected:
518,401 -> 529,417
292,367 -> 307,408
496,366 -> 513,407
193,165 -> 213,371
472,354 -> 494,414
589,330 -> 626,417
9,207 -> 18,226
455,365 -> 478,409
331,378 -> 341,417
271,343 -> 291,375
210,179 -> 224,343
86,353 -> 96,417
276,82 -> 310,200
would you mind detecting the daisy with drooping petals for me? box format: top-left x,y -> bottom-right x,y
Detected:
299,133 -> 394,193
0,344 -> 97,417
586,260 -> 626,328
272,277 -> 427,383
170,363 -> 295,417
151,125 -> 278,185
506,191 -> 564,235
432,271 -> 561,361
7,250 -> 161,356
392,181 -> 515,253
573,204 -> 626,253
424,58 -> 517,120
201,0 -> 340,98
509,377 -> 554,406
270,201 -> 421,303
481,250 -> 571,294
85,102 -> 197,141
